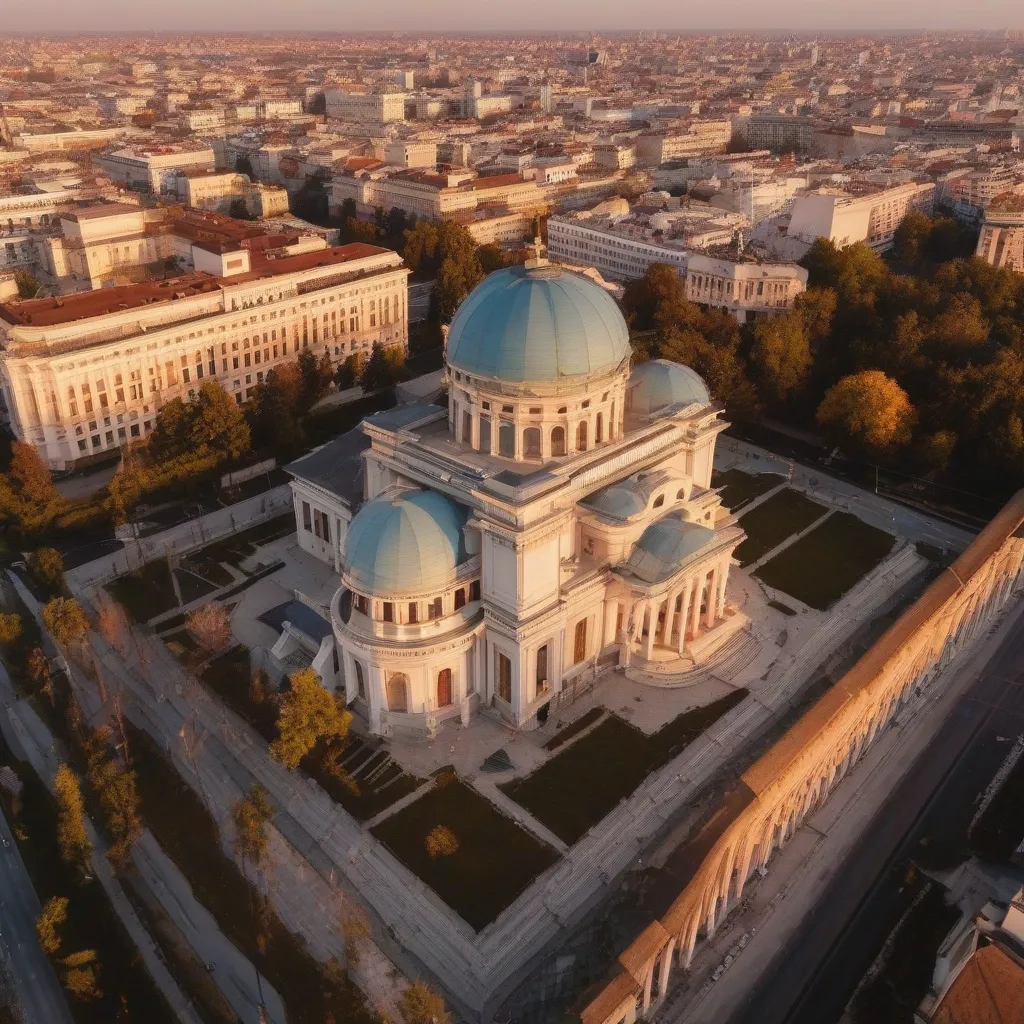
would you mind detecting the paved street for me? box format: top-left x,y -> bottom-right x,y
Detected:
654,592 -> 1024,1024
729,597 -> 1024,1024
0,803 -> 74,1024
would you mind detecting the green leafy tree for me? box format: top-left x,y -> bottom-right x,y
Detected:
54,764 -> 92,872
247,362 -> 306,455
228,197 -> 252,221
401,221 -> 439,276
231,782 -> 274,865
234,154 -> 254,178
397,980 -> 453,1024
298,348 -> 334,409
270,668 -> 351,770
28,547 -> 65,597
359,342 -> 406,391
14,269 -> 40,299
333,353 -> 362,390
816,370 -> 915,452
36,896 -> 68,956
190,381 -> 251,461
621,262 -> 687,331
749,310 -> 812,406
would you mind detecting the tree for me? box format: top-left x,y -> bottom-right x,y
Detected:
892,210 -> 933,268
42,598 -> 89,653
28,547 -> 65,597
425,824 -> 459,858
27,647 -> 53,699
621,263 -> 688,331
0,441 -> 64,538
333,353 -> 362,390
186,602 -> 232,654
228,197 -> 253,221
270,668 -> 351,770
84,729 -> 141,870
397,980 -> 452,1024
231,783 -> 273,866
60,950 -> 102,1002
95,599 -> 129,657
816,370 -> 915,452
54,764 -> 91,872
359,342 -> 406,391
190,382 -> 251,462
749,310 -> 812,406
0,613 -> 21,647
247,362 -> 306,456
431,252 -> 482,324
36,896 -> 68,956
14,268 -> 40,299
298,348 -> 334,410
307,92 -> 326,115
234,154 -> 254,178
401,221 -> 439,276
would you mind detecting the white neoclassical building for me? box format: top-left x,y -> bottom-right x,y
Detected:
297,254 -> 745,741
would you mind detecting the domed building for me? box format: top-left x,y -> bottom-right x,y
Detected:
291,255 -> 745,740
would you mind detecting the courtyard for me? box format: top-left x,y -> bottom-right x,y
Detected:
755,511 -> 897,610
733,487 -> 829,567
499,689 -> 749,845
370,775 -> 560,931
713,467 -> 786,513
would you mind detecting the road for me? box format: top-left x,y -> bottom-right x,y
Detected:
728,605 -> 1024,1024
0,803 -> 75,1024
408,279 -> 433,323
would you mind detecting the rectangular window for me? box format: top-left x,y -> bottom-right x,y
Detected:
497,651 -> 512,703
182,368 -> 190,383
382,602 -> 393,622
454,588 -> 466,610
573,619 -> 588,664
408,602 -> 418,623
302,501 -> 312,532
536,645 -> 548,690
470,580 -> 481,602
428,597 -> 442,620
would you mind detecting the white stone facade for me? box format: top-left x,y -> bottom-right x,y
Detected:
0,243 -> 409,468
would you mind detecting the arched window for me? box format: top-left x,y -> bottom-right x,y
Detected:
437,669 -> 453,708
551,426 -> 566,457
523,426 -> 541,458
653,494 -> 665,508
354,660 -> 365,700
610,401 -> 616,437
576,421 -> 588,452
573,619 -> 588,664
677,487 -> 687,500
498,421 -> 515,458
386,673 -> 408,713
595,412 -> 603,444
479,415 -> 491,454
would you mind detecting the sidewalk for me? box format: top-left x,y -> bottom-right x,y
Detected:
656,591 -> 1024,1024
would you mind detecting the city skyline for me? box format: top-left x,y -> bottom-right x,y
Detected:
3,1 -> 1024,33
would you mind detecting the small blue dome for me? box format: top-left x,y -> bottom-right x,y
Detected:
628,359 -> 710,416
343,490 -> 468,597
584,482 -> 646,520
625,516 -> 715,583
446,264 -> 631,384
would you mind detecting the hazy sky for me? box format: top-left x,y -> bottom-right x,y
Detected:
2,0 -> 1023,33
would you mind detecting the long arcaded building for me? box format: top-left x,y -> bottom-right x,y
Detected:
580,489 -> 1024,1024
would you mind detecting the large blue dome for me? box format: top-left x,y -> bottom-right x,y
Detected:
446,264 -> 631,384
343,489 -> 469,597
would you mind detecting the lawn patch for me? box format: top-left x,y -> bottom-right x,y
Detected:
195,514 -> 294,570
733,488 -> 828,567
543,706 -> 604,751
713,468 -> 786,512
106,560 -> 178,622
371,777 -> 559,930
755,512 -> 896,610
501,690 -> 748,845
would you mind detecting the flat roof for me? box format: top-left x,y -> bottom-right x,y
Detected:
0,242 -> 397,329
62,202 -> 143,221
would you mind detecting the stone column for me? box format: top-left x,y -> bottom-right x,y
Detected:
690,571 -> 704,637
644,600 -> 656,660
658,939 -> 676,1000
603,600 -> 618,649
664,589 -> 678,648
678,577 -> 693,654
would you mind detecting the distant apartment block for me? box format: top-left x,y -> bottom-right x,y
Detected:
325,89 -> 407,123
635,122 -> 732,166
685,253 -> 808,323
0,238 -> 409,469
976,195 -> 1024,273
95,145 -> 216,194
743,114 -> 816,154
547,213 -> 689,279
